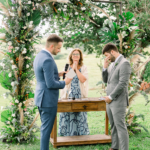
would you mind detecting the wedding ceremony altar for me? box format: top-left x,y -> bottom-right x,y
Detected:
50,98 -> 111,148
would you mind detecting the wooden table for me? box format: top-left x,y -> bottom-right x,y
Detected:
50,97 -> 111,148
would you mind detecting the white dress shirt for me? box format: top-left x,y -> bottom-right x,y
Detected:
42,48 -> 54,59
103,54 -> 122,100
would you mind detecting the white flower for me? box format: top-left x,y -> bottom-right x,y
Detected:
29,24 -> 33,28
0,63 -> 5,68
30,21 -> 33,24
12,65 -> 17,69
11,82 -> 15,87
85,0 -> 89,3
15,99 -> 19,103
26,64 -> 30,68
22,50 -> 27,54
122,31 -> 127,38
75,12 -> 78,15
12,114 -> 15,117
92,13 -> 96,17
27,13 -> 30,16
15,47 -> 19,50
130,87 -> 134,91
58,8 -> 61,11
124,45 -> 128,49
129,26 -> 138,31
10,60 -> 13,63
8,73 -> 12,77
38,0 -> 41,1
23,26 -> 27,29
28,1 -> 31,4
7,121 -> 10,124
10,13 -> 15,16
81,7 -> 86,11
33,129 -> 36,132
36,3 -> 39,6
23,101 -> 26,104
64,5 -> 67,8
8,41 -> 12,46
26,112 -> 29,115
63,8 -> 67,11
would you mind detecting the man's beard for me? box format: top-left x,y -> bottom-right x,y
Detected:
52,47 -> 57,55
110,54 -> 115,62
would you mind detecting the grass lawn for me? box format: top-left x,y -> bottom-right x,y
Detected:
0,48 -> 150,150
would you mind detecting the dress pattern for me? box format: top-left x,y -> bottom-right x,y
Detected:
58,68 -> 90,136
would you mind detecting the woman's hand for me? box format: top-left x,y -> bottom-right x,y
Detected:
72,61 -> 77,71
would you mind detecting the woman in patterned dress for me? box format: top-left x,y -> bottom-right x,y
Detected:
58,48 -> 90,136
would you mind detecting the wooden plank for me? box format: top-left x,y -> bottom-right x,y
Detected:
50,125 -> 54,139
50,134 -> 111,147
98,101 -> 106,111
58,97 -> 105,103
57,103 -> 72,112
53,116 -> 57,148
72,102 -> 98,110
105,112 -> 109,135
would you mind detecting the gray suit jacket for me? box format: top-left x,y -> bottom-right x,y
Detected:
102,55 -> 131,107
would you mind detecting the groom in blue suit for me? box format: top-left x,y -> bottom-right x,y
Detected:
33,34 -> 70,150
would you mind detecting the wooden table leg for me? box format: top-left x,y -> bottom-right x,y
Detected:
105,111 -> 109,135
50,126 -> 54,139
53,116 -> 57,148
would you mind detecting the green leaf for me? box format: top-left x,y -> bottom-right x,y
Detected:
0,28 -> 6,33
28,10 -> 41,26
1,109 -> 12,122
0,72 -> 11,90
123,11 -> 134,21
28,92 -> 34,98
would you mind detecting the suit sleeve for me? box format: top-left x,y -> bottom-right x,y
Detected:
43,59 -> 65,89
102,69 -> 108,83
110,61 -> 131,100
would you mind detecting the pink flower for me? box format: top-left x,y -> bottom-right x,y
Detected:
8,45 -> 13,50
10,102 -> 14,105
9,50 -> 12,52
33,7 -> 35,10
24,108 -> 27,111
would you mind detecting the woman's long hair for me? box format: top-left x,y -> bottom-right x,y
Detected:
68,48 -> 84,66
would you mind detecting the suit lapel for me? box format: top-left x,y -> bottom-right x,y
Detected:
108,55 -> 124,82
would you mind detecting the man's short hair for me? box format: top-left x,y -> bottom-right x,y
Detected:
46,34 -> 63,48
102,43 -> 118,54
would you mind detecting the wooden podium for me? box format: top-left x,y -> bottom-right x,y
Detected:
50,97 -> 111,148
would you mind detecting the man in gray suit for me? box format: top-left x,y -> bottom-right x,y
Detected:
34,34 -> 71,150
102,43 -> 131,150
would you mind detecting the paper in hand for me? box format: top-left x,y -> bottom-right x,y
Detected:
66,69 -> 76,79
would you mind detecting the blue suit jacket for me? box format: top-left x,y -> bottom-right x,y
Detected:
33,50 -> 65,107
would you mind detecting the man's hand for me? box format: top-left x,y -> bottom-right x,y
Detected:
104,96 -> 112,104
64,77 -> 72,85
104,57 -> 110,69
58,71 -> 67,77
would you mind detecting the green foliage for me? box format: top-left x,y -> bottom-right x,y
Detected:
0,72 -> 11,90
126,107 -> 149,136
1,109 -> 12,122
28,10 -> 41,27
28,92 -> 34,99
143,61 -> 150,83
